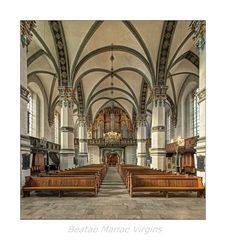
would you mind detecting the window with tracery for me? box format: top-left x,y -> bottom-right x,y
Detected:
192,88 -> 200,136
27,94 -> 33,136
54,111 -> 60,144
166,111 -> 174,143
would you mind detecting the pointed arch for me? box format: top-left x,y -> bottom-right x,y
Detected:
71,44 -> 154,86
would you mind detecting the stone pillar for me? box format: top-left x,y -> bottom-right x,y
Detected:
78,116 -> 88,166
136,115 -> 147,166
196,33 -> 206,182
20,21 -> 37,187
150,86 -> 168,170
193,21 -> 206,182
59,87 -> 75,169
20,40 -> 31,187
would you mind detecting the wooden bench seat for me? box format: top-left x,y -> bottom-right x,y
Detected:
66,167 -> 106,179
22,176 -> 98,197
40,173 -> 101,189
117,164 -> 142,173
117,165 -> 146,180
117,166 -> 173,186
23,186 -> 95,190
85,164 -> 108,171
129,175 -> 204,198
126,172 -> 186,190
125,169 -> 174,184
78,166 -> 107,178
59,169 -> 104,180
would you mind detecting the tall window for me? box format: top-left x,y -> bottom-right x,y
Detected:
27,92 -> 40,137
27,94 -> 33,135
192,88 -> 200,136
54,111 -> 60,144
166,111 -> 173,143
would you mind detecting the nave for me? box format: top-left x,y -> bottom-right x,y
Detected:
20,20 -> 206,220
21,165 -> 205,220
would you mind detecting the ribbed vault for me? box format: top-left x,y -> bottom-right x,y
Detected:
27,20 -> 198,125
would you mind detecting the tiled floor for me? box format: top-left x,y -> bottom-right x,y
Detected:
21,167 -> 205,220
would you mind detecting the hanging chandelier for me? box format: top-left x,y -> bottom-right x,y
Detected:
103,45 -> 121,143
104,131 -> 121,142
110,43 -> 114,96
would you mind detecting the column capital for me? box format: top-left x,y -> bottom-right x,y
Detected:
152,85 -> 168,107
78,114 -> 87,121
136,114 -> 146,126
189,20 -> 206,50
20,85 -> 30,102
78,115 -> 87,127
58,86 -> 74,108
20,21 -> 36,48
198,88 -> 206,103
152,85 -> 168,99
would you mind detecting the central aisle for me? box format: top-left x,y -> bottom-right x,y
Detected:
98,166 -> 128,197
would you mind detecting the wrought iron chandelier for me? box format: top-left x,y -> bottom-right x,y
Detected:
104,130 -> 121,142
103,44 -> 121,143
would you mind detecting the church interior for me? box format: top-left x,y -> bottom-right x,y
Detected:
20,20 -> 206,220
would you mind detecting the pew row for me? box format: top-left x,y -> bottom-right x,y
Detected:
64,166 -> 107,180
125,169 -> 178,189
40,172 -> 101,189
22,176 -> 98,197
129,174 -> 204,198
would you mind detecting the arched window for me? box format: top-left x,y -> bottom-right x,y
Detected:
54,111 -> 60,144
184,87 -> 200,138
166,111 -> 174,143
27,91 -> 41,137
27,94 -> 33,135
192,88 -> 200,136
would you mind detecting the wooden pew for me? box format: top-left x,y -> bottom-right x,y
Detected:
116,164 -> 140,173
117,164 -> 145,179
118,165 -> 164,184
77,164 -> 108,173
120,166 -> 146,183
62,168 -> 105,180
22,176 -> 98,197
125,169 -> 177,189
129,174 -> 204,198
40,172 -> 101,189
69,165 -> 107,179
127,173 -> 188,191
87,163 -> 108,170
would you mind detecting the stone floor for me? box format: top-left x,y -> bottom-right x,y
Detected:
21,166 -> 206,220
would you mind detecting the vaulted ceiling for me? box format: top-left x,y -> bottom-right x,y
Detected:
27,20 -> 199,124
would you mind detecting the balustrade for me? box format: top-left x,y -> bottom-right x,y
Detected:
166,137 -> 197,153
30,136 -> 60,151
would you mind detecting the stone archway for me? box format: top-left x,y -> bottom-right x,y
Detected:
107,152 -> 119,166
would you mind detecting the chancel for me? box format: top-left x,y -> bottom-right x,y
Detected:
20,20 -> 206,220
